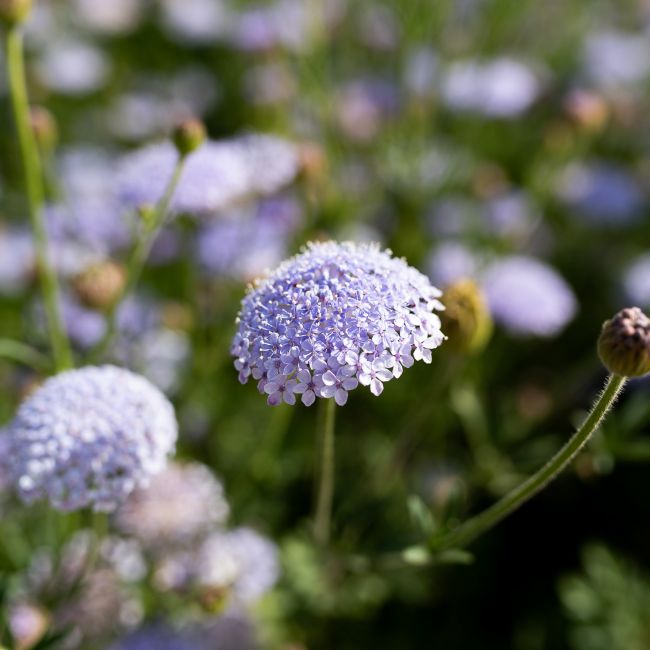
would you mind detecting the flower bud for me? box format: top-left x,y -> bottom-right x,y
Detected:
30,106 -> 58,152
72,261 -> 126,311
172,118 -> 206,157
598,306 -> 650,377
0,0 -> 32,26
440,279 -> 493,354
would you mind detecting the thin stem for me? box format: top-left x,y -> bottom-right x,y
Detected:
5,27 -> 72,372
87,155 -> 187,363
314,398 -> 337,546
0,339 -> 50,371
432,374 -> 627,551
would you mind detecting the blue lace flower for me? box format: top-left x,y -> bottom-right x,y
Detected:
6,366 -> 177,512
232,241 -> 446,406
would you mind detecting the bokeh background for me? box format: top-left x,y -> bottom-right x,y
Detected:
1,0 -> 650,648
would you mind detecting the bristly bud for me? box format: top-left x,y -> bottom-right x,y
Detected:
0,0 -> 32,26
598,307 -> 650,377
72,261 -> 126,311
29,106 -> 58,152
172,118 -> 206,157
440,279 -> 492,354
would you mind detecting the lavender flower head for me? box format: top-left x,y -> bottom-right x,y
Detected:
111,623 -> 200,650
232,241 -> 446,406
6,366 -> 177,512
115,135 -> 300,217
482,256 -> 577,337
623,254 -> 650,308
195,527 -> 279,605
115,462 -> 229,549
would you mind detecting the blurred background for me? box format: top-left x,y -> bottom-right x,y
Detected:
1,0 -> 650,648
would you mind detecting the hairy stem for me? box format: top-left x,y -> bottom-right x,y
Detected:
432,374 -> 627,550
5,27 -> 72,371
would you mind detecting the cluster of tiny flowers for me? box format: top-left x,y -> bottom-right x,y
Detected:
115,461 -> 230,549
232,241 -> 446,406
114,134 -> 300,217
6,366 -> 178,512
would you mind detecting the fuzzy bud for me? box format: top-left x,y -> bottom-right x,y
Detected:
72,261 -> 126,311
172,118 -> 206,157
598,307 -> 650,377
440,279 -> 492,354
0,0 -> 32,26
29,106 -> 58,152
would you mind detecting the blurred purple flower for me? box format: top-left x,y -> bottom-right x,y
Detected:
623,253 -> 650,308
482,256 -> 577,337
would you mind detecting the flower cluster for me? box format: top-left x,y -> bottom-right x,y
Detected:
115,461 -> 230,549
6,366 -> 178,512
114,134 -> 300,217
232,241 -> 446,406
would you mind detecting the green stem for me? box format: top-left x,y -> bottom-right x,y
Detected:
87,155 -> 187,363
314,398 -> 336,546
5,27 -> 72,372
432,374 -> 627,551
0,339 -> 50,370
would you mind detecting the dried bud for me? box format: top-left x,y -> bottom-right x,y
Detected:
440,279 -> 492,354
0,0 -> 32,26
72,261 -> 126,311
30,106 -> 58,152
298,142 -> 328,181
598,307 -> 650,377
172,118 -> 206,157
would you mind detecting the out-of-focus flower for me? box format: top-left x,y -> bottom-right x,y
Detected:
8,603 -> 49,650
115,135 -> 300,217
441,57 -> 542,118
115,462 -> 229,549
72,0 -> 143,35
482,256 -> 577,337
111,623 -> 200,650
6,366 -> 177,512
197,195 -> 301,282
242,62 -> 296,107
232,241 -> 445,406
35,39 -> 110,95
336,78 -> 401,142
232,0 -> 318,53
404,46 -> 439,100
557,162 -> 645,226
358,4 -> 399,51
0,227 -> 34,295
159,0 -> 231,45
583,31 -> 650,91
195,527 -> 279,606
199,608 -> 257,650
426,242 -> 481,288
564,89 -> 610,132
623,253 -> 650,308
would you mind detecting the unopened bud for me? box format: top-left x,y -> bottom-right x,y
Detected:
0,0 -> 32,26
72,261 -> 126,311
440,279 -> 493,354
598,307 -> 650,377
30,106 -> 58,152
172,118 -> 206,157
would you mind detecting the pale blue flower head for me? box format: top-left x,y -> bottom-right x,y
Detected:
232,241 -> 445,406
6,366 -> 177,512
115,135 -> 300,217
483,256 -> 577,337
623,253 -> 650,308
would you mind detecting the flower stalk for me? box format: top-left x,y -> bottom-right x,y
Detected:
87,154 -> 188,362
431,373 -> 627,550
314,397 -> 337,546
4,25 -> 72,371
